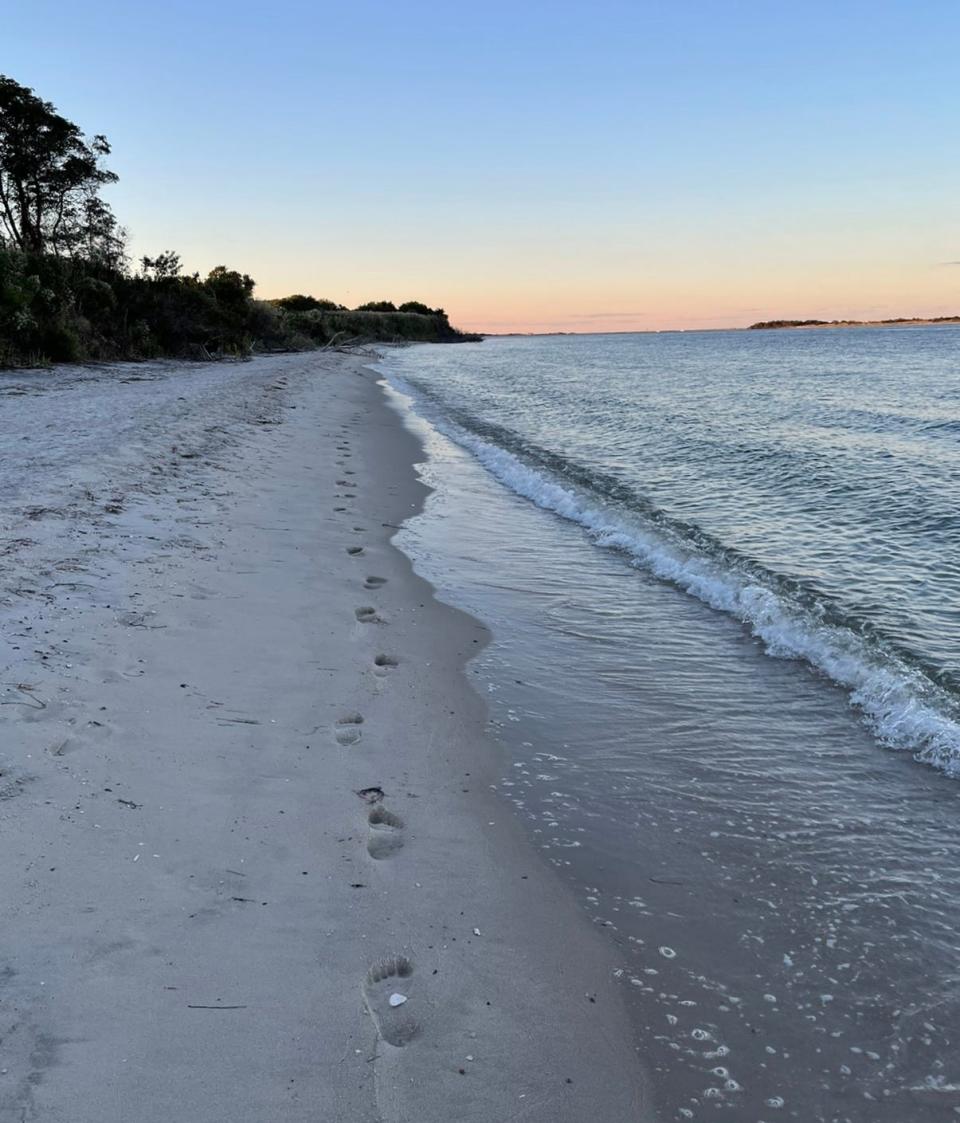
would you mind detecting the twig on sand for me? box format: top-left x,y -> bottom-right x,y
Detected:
0,683 -> 47,709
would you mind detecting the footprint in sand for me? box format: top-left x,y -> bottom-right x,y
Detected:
336,480 -> 350,486
362,956 -> 417,1045
364,576 -> 387,590
334,713 -> 364,745
367,807 -> 404,859
373,654 -> 398,677
346,546 -> 364,557
355,606 -> 380,624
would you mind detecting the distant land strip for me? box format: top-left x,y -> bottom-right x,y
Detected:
749,316 -> 960,330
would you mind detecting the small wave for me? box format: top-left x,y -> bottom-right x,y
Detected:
381,363 -> 960,779
922,418 -> 960,435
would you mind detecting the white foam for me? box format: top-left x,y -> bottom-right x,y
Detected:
381,365 -> 960,779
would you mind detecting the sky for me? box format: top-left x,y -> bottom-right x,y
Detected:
6,0 -> 960,333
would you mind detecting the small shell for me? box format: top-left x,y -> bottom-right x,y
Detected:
388,993 -> 408,1007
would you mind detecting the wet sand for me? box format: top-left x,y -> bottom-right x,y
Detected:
0,352 -> 648,1122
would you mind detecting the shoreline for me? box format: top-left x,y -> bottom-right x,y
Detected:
0,352 -> 648,1121
480,318 -> 960,337
748,316 -> 960,331
374,335 -> 960,1120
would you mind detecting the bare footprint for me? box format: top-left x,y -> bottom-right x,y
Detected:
334,713 -> 364,745
355,606 -> 380,624
364,576 -> 387,590
362,956 -> 417,1045
373,654 -> 398,676
346,546 -> 364,556
367,807 -> 404,859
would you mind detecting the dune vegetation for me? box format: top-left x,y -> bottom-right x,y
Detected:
0,76 -> 478,368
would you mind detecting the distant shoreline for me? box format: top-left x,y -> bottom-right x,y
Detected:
748,316 -> 960,331
480,317 -> 960,338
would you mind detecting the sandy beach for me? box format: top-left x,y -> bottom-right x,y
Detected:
0,352 -> 648,1122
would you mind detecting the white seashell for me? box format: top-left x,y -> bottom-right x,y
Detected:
388,993 -> 408,1007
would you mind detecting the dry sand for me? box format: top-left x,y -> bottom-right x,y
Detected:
0,352 -> 649,1122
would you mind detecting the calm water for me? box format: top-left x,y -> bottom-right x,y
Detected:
376,329 -> 960,1122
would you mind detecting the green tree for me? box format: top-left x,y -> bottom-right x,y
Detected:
203,265 -> 254,304
356,300 -> 397,312
0,75 -> 121,262
140,250 -> 182,280
275,294 -> 344,312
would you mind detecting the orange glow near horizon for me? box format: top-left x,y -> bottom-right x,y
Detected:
253,260 -> 960,336
9,1 -> 960,342
243,213 -> 960,336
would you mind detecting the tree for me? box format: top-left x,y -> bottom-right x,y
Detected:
140,250 -> 182,280
0,74 -> 121,261
275,294 -> 344,312
404,301 -> 449,317
356,300 -> 397,312
203,265 -> 255,305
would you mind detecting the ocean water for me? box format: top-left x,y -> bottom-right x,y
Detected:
376,328 -> 960,1122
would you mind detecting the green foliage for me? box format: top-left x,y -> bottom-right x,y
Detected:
274,294 -> 344,312
76,276 -> 116,315
140,250 -> 181,279
0,73 -> 480,366
0,247 -> 287,365
39,322 -> 82,362
355,300 -> 397,312
0,245 -> 480,366
0,74 -> 122,262
283,307 -> 479,345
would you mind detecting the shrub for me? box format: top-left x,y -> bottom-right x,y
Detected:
355,300 -> 397,312
76,276 -> 116,315
274,294 -> 344,312
39,323 -> 82,362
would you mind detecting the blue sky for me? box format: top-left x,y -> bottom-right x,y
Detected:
6,0 -> 960,330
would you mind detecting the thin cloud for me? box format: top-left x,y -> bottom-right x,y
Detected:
576,311 -> 649,320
